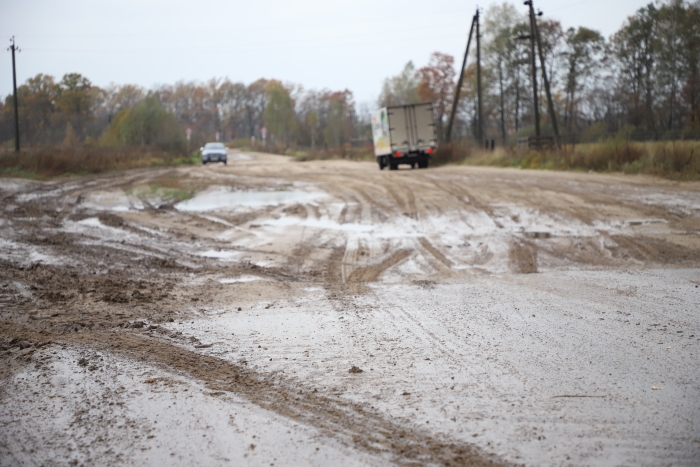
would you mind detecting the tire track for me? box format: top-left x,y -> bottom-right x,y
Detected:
419,237 -> 454,268
0,321 -> 507,467
346,249 -> 412,283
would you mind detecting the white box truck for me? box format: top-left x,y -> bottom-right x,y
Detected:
371,103 -> 437,170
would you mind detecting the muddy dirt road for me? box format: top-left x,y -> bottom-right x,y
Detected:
1,151 -> 699,466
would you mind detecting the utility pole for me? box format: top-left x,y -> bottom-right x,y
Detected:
529,2 -> 561,149
476,9 -> 484,146
446,13 -> 476,143
524,1 -> 540,138
8,36 -> 20,152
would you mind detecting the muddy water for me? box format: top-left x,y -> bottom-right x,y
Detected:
176,186 -> 327,212
1,151 -> 699,466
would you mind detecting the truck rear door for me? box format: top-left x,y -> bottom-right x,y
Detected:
412,103 -> 437,151
387,107 -> 410,154
388,104 -> 436,154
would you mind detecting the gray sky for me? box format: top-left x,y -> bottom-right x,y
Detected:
1,0 -> 652,107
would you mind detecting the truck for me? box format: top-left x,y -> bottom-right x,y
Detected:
371,102 -> 437,170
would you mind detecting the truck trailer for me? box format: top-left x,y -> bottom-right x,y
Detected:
371,103 -> 437,170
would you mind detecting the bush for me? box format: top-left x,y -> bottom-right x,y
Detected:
460,139 -> 700,179
432,143 -> 470,166
0,145 -> 196,179
100,95 -> 185,153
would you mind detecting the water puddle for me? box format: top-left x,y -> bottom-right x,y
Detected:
262,216 -> 374,233
176,187 -> 326,212
524,231 -> 552,239
218,276 -> 263,284
198,250 -> 241,260
77,217 -> 106,228
80,190 -> 143,212
626,218 -> 668,226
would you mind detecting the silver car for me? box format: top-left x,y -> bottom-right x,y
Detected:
201,143 -> 227,165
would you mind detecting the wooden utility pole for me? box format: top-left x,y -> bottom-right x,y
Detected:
524,1 -> 540,138
476,9 -> 484,146
446,13 -> 476,143
529,1 -> 561,149
8,36 -> 20,152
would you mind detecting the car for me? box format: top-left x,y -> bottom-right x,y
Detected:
201,142 -> 227,165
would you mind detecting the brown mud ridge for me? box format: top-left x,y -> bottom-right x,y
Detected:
1,153 -> 700,465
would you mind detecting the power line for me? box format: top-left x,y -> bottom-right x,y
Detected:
16,8 -> 474,39
18,30 -> 469,54
548,0 -> 596,12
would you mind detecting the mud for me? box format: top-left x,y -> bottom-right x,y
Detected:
1,152 -> 699,466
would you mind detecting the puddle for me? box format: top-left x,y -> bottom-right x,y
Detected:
80,190 -> 144,212
524,231 -> 552,239
262,216 -> 374,233
218,276 -> 262,284
626,219 -> 668,226
198,250 -> 241,260
176,187 -> 326,212
77,217 -> 106,228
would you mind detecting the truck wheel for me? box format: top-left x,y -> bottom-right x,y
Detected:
411,162 -> 416,169
422,159 -> 429,169
378,157 -> 386,170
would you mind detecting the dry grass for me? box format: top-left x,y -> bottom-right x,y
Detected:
452,140 -> 700,180
0,145 -> 196,179
291,146 -> 374,162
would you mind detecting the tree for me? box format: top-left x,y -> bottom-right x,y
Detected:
610,5 -> 657,134
417,52 -> 456,140
321,90 -> 355,148
55,73 -> 92,117
307,111 -> 318,150
16,74 -> 57,143
563,27 -> 605,132
680,1 -> 700,130
219,80 -> 248,140
264,81 -> 296,146
484,2 -> 524,141
377,62 -> 420,107
100,94 -> 184,151
244,79 -> 268,139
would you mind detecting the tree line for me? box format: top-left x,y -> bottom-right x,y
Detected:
379,0 -> 700,144
0,74 -> 363,152
2,0 -> 698,152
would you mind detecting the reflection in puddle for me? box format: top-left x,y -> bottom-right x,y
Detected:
176,187 -> 326,212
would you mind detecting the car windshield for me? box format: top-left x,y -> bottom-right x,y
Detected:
204,143 -> 225,149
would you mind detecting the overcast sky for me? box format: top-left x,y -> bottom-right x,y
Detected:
1,0 -> 652,107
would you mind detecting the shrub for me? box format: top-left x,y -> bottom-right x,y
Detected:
0,145 -> 196,179
100,95 -> 185,153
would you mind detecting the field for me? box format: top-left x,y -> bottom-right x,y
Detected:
0,150 -> 699,466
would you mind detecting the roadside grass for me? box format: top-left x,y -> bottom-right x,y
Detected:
1,166 -> 39,179
291,146 -> 374,162
0,145 -> 199,180
125,174 -> 200,205
447,140 -> 700,180
227,138 -> 375,162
